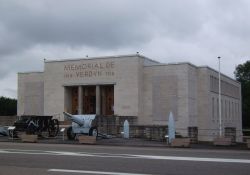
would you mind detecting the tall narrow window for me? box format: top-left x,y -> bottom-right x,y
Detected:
212,97 -> 215,121
225,100 -> 227,120
222,99 -> 224,121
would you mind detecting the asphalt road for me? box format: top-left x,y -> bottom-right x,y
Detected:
0,142 -> 250,175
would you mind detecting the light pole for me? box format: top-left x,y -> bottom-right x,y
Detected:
218,56 -> 222,137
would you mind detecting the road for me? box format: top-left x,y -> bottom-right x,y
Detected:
0,142 -> 250,175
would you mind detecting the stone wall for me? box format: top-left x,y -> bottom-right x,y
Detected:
18,72 -> 44,116
0,116 -> 18,126
96,116 -> 167,141
207,68 -> 242,142
143,63 -> 190,137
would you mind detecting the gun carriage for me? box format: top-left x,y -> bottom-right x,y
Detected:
63,112 -> 98,140
9,115 -> 59,138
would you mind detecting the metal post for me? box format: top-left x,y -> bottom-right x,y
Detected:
218,56 -> 222,137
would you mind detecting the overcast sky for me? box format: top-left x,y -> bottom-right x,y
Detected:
0,0 -> 250,98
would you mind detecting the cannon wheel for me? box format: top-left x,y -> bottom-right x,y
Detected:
48,119 -> 59,137
89,127 -> 98,137
67,126 -> 76,140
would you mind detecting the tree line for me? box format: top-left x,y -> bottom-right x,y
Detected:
235,60 -> 250,129
0,96 -> 17,116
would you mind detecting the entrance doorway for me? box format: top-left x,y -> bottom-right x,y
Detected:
66,85 -> 114,115
71,87 -> 78,114
82,86 -> 96,114
101,85 -> 114,115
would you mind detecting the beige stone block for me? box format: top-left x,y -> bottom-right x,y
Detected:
21,134 -> 38,143
213,137 -> 232,146
78,135 -> 96,144
171,138 -> 191,147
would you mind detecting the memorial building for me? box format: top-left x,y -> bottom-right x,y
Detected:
17,54 -> 242,142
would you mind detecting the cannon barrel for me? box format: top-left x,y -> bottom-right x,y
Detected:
63,112 -> 84,126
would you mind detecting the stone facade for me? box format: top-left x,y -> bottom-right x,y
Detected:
17,54 -> 242,142
18,72 -> 44,116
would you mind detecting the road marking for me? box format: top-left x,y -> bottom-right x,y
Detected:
48,169 -> 152,175
136,155 -> 250,163
1,149 -> 250,164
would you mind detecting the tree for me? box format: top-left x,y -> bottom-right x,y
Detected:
0,96 -> 17,116
234,61 -> 250,129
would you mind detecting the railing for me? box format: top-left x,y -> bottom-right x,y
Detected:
94,123 -> 243,143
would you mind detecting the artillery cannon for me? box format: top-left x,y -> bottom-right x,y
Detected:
9,115 -> 59,138
63,112 -> 98,140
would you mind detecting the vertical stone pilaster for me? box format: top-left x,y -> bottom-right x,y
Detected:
96,85 -> 101,115
101,87 -> 106,115
78,86 -> 83,114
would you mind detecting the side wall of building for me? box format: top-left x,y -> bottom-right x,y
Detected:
196,67 -> 242,142
44,61 -> 65,120
17,72 -> 44,116
143,64 -> 191,136
187,65 -> 198,127
196,68 -> 211,141
207,68 -> 242,142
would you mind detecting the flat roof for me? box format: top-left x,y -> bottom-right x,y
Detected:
145,62 -> 239,84
199,66 -> 239,84
18,71 -> 44,74
144,61 -> 197,68
44,54 -> 159,64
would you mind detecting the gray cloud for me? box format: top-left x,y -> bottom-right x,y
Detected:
0,0 -> 155,53
0,0 -> 250,98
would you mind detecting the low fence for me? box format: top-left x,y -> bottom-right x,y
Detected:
99,124 -> 168,141
97,126 -> 243,143
95,116 -> 175,141
93,116 -> 243,143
